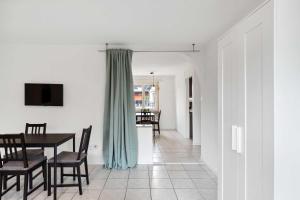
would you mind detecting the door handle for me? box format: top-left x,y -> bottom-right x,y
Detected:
231,125 -> 237,151
236,126 -> 243,154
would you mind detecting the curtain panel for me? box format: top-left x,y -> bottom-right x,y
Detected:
103,49 -> 138,169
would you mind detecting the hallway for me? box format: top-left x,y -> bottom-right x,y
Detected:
153,131 -> 201,164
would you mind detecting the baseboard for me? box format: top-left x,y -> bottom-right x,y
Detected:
161,129 -> 177,131
201,159 -> 218,178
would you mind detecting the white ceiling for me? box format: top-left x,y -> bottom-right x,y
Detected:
0,0 -> 264,45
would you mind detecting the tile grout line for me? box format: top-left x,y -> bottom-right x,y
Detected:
96,166 -> 111,200
186,167 -> 210,200
166,164 -> 179,200
123,169 -> 130,200
147,166 -> 153,200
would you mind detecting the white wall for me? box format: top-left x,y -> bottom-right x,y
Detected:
133,75 -> 177,130
184,54 -> 203,146
274,0 -> 300,199
158,76 -> 177,130
175,71 -> 189,138
174,56 -> 203,146
200,40 -> 219,174
0,44 -> 105,164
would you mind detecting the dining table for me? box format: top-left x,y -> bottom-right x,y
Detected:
0,133 -> 76,200
136,112 -> 155,121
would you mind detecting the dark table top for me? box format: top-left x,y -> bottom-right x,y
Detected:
0,133 -> 75,147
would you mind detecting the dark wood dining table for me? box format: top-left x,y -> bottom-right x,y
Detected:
0,133 -> 76,200
136,112 -> 155,122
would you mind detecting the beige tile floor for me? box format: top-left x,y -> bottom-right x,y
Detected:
153,131 -> 202,164
1,131 -> 217,200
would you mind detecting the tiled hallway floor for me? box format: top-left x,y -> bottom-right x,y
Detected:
2,131 -> 217,200
153,131 -> 202,164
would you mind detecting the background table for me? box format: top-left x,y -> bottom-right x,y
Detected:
136,112 -> 155,123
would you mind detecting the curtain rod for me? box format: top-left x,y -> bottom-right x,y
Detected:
97,49 -> 200,53
97,43 -> 200,53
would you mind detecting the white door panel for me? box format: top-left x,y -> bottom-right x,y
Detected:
219,32 -> 239,200
242,2 -> 274,200
245,24 -> 264,200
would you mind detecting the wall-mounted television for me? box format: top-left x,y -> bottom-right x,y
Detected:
25,83 -> 63,106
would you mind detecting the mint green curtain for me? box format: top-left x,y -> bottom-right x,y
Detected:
103,49 -> 138,169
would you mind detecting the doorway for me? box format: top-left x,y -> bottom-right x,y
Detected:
188,76 -> 193,140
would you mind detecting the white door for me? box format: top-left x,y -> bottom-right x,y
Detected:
242,2 -> 274,200
219,1 -> 274,200
218,29 -> 240,200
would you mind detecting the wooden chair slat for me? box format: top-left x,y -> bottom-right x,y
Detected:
25,123 -> 47,135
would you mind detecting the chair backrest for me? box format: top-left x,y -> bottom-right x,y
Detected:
25,123 -> 47,135
157,110 -> 161,121
0,133 -> 28,168
77,125 -> 92,160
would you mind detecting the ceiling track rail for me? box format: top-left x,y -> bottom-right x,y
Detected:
97,43 -> 200,53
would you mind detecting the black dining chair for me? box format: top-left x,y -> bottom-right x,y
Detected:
47,125 -> 92,196
0,133 -> 47,200
136,110 -> 141,124
3,123 -> 47,190
25,123 -> 47,189
152,110 -> 161,135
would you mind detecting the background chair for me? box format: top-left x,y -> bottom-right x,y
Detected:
3,123 -> 47,190
25,123 -> 47,189
152,110 -> 161,135
0,133 -> 47,200
47,126 -> 92,196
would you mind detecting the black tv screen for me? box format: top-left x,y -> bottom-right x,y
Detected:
25,83 -> 63,106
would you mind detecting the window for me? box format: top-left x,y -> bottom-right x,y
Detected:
134,85 -> 143,108
134,84 -> 158,110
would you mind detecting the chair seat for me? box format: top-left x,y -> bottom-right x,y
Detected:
48,151 -> 86,164
0,157 -> 47,172
22,149 -> 45,160
5,149 -> 44,161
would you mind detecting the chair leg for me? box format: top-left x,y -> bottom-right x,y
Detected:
158,123 -> 160,135
16,175 -> 20,191
84,159 -> 89,185
23,174 -> 28,200
42,162 -> 47,191
60,166 -> 64,184
3,175 -> 7,190
29,173 -> 33,189
76,166 -> 82,195
73,167 -> 76,181
0,174 -> 3,200
152,125 -> 155,137
47,165 -> 51,196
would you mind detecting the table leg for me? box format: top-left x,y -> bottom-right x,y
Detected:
73,136 -> 76,180
53,145 -> 57,200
